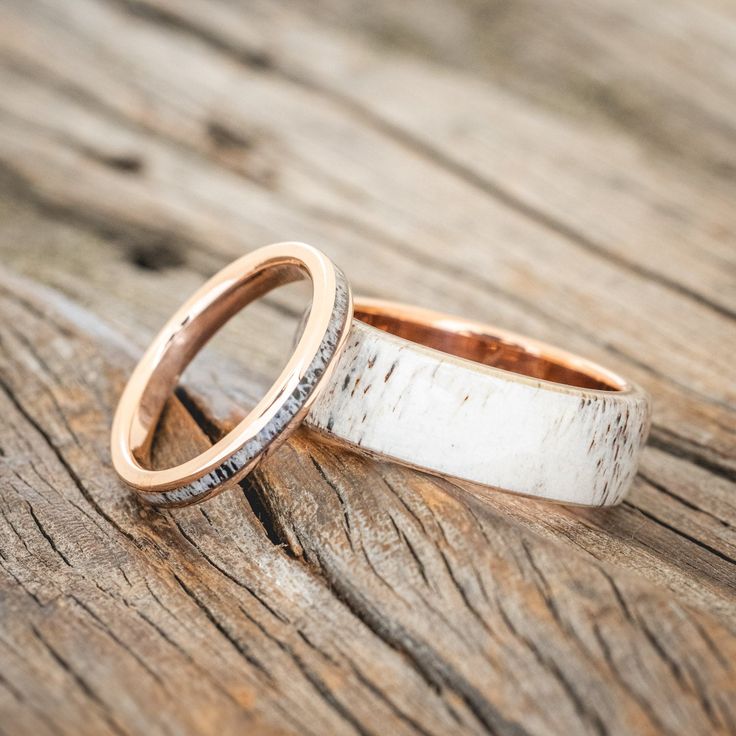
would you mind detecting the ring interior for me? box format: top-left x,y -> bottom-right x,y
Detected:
355,309 -> 624,391
134,263 -> 308,467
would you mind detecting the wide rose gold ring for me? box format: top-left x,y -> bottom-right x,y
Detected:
110,242 -> 352,507
307,299 -> 651,507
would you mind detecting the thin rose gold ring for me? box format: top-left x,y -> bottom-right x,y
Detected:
111,242 -> 352,507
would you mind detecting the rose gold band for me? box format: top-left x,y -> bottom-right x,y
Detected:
354,299 -> 627,391
110,242 -> 352,507
306,299 -> 651,507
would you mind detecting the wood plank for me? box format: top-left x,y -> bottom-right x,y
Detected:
110,0 -> 736,315
0,0 -> 734,733
0,271 -> 476,735
0,0 -> 732,627
285,0 -> 736,183
3,150 -> 735,576
0,0 -> 733,468
1,267 -> 735,735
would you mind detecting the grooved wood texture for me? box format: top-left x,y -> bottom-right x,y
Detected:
0,1 -> 734,734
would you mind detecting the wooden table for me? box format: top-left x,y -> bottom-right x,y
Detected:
1,1 -> 734,734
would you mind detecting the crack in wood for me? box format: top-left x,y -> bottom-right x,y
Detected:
622,503 -> 736,568
30,623 -> 128,736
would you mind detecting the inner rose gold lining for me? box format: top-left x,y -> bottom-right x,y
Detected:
353,299 -> 627,392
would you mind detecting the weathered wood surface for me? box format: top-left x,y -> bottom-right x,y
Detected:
0,0 -> 734,734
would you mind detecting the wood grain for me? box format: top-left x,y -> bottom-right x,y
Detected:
0,0 -> 734,734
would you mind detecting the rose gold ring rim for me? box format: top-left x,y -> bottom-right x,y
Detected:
352,297 -> 633,396
110,242 -> 353,506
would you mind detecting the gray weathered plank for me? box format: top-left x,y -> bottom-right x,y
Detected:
0,0 -> 735,733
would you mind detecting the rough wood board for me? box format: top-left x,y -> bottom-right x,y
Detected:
0,0 -> 734,734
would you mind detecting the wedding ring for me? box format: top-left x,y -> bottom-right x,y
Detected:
111,242 -> 352,507
112,246 -> 650,509
306,299 -> 651,506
